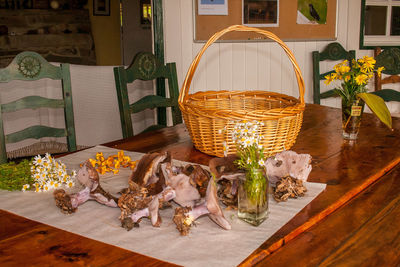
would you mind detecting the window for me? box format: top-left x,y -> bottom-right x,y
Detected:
140,0 -> 151,25
360,0 -> 400,48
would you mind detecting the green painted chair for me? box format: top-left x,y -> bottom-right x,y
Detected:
113,52 -> 182,138
372,47 -> 400,102
0,51 -> 77,164
312,42 -> 356,104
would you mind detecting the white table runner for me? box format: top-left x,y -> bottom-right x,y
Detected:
0,146 -> 326,267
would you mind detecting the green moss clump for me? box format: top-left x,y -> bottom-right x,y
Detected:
0,159 -> 33,191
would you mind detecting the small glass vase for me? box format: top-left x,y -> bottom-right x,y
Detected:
238,168 -> 269,226
341,97 -> 365,140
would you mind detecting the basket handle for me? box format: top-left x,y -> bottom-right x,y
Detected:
179,25 -> 305,105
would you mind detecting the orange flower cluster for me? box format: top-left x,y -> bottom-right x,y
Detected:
88,151 -> 137,175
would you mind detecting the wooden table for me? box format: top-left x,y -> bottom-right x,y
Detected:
1,104 -> 400,266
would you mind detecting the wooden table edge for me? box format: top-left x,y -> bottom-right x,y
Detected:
239,157 -> 400,266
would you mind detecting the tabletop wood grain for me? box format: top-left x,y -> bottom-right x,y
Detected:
1,104 -> 400,267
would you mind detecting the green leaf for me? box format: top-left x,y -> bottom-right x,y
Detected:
333,88 -> 346,99
357,92 -> 392,129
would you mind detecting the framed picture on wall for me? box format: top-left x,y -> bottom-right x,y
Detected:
93,0 -> 110,16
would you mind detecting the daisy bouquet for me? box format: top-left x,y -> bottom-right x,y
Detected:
23,153 -> 76,192
225,120 -> 267,204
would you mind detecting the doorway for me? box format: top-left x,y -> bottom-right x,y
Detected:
119,0 -> 167,129
120,0 -> 153,65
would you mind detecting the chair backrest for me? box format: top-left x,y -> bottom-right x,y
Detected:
312,42 -> 356,104
0,51 -> 77,164
372,47 -> 400,102
113,52 -> 182,138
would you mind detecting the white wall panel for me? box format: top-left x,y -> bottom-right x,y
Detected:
257,42 -> 270,92
205,43 -> 220,91
219,43 -> 233,91
293,42 -> 307,102
244,43 -> 258,91
232,43 -> 246,91
191,43 -> 206,94
269,42 -> 282,94
282,42 -> 295,99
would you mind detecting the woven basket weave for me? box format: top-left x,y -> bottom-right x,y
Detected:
179,25 -> 305,157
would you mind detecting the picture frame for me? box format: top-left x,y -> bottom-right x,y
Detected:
93,0 -> 110,16
242,0 -> 279,27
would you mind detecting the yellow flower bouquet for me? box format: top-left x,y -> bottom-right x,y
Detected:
324,56 -> 392,139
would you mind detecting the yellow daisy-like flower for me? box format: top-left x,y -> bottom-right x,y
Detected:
352,59 -> 359,69
376,66 -> 385,77
361,63 -> 375,73
334,60 -> 350,75
358,55 -> 376,65
339,64 -> 350,74
355,74 -> 368,85
324,73 -> 337,85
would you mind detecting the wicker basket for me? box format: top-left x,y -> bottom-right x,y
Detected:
178,25 -> 305,157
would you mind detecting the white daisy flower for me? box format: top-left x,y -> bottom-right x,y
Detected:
67,180 -> 75,188
21,184 -> 30,192
33,155 -> 43,166
258,159 -> 265,167
222,141 -> 228,157
42,184 -> 49,192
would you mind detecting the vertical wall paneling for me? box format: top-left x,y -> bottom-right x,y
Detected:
347,0 -> 360,50
232,43 -> 246,91
245,43 -> 259,91
282,42 -> 295,99
293,42 -> 307,101
336,0 -> 348,46
219,43 -> 233,91
192,43 -> 207,94
257,42 -> 270,92
305,41 -> 317,103
269,42 -> 283,94
205,43 -> 220,91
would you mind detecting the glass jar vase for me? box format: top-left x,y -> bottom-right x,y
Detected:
237,168 -> 269,226
341,97 -> 365,140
